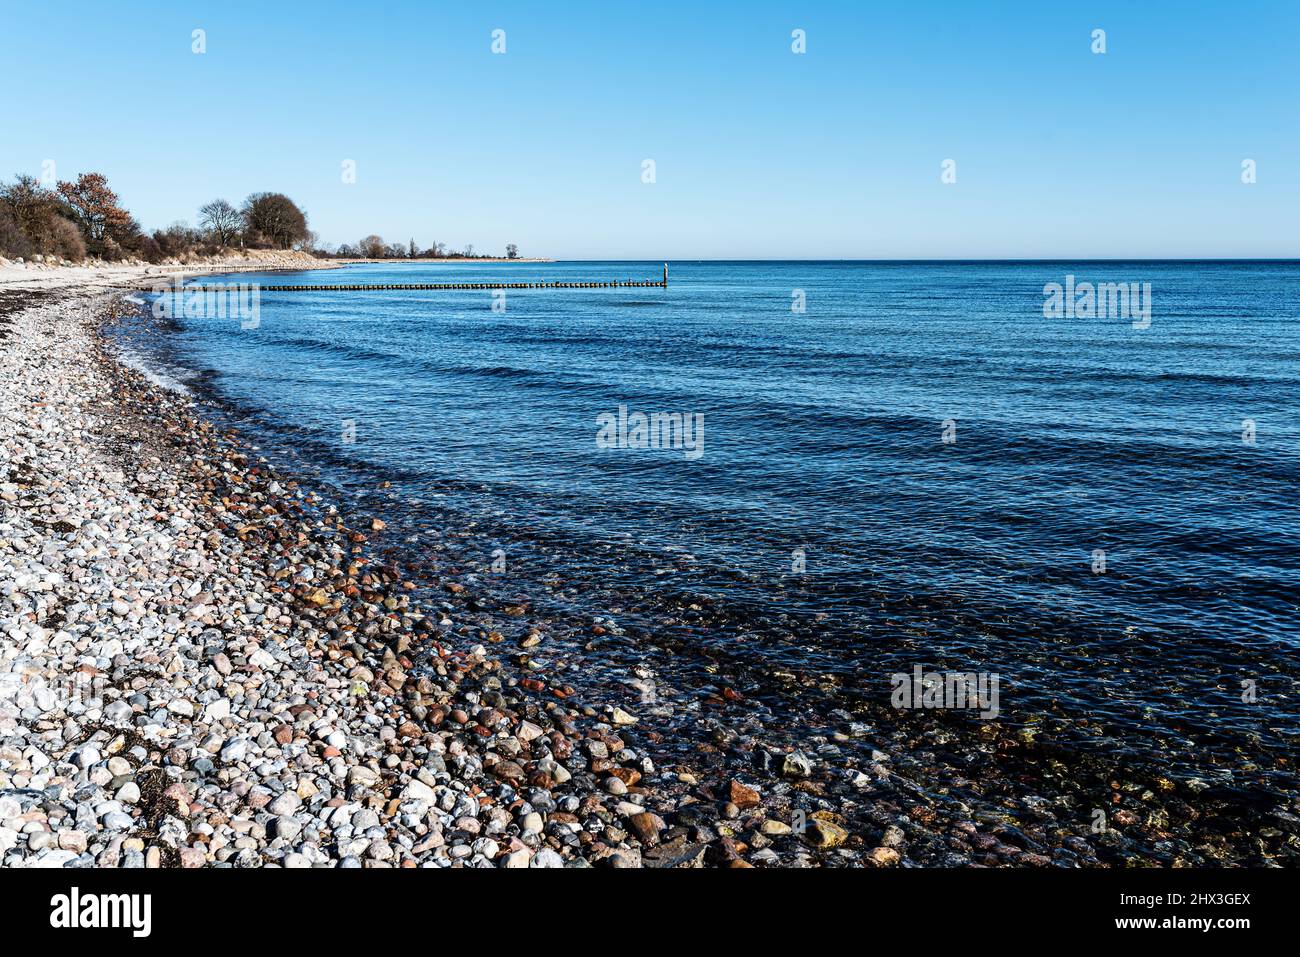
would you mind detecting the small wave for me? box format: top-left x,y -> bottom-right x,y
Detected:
113,345 -> 193,395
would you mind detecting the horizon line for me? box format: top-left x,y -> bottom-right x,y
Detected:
404,257 -> 1300,264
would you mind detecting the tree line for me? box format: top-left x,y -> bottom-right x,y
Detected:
0,169 -> 516,263
325,238 -> 519,260
0,171 -> 313,262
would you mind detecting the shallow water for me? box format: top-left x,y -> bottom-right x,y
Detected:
116,260 -> 1300,790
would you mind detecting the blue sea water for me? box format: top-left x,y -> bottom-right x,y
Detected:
122,260 -> 1300,782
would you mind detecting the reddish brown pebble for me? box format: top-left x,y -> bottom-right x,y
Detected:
728,779 -> 761,810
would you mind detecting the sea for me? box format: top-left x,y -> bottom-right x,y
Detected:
113,260 -> 1300,796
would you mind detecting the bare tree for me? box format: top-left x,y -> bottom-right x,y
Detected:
199,199 -> 241,246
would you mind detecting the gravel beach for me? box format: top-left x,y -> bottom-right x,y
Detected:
0,263 -> 690,868
2,261 -> 1295,870
5,260 -> 867,870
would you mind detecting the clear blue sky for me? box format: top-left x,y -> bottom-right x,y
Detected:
2,0 -> 1297,258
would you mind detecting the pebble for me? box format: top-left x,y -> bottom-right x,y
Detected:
267,792 -> 301,816
803,819 -> 848,849
530,848 -> 565,868
501,849 -> 531,868
783,751 -> 814,778
866,846 -> 901,867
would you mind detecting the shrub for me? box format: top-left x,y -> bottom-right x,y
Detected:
49,215 -> 86,261
99,236 -> 126,261
153,221 -> 202,257
0,202 -> 33,258
133,235 -> 164,263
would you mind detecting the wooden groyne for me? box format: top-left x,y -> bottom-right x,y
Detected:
184,264 -> 670,293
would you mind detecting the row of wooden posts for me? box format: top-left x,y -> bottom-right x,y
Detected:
185,264 -> 669,293
242,280 -> 666,291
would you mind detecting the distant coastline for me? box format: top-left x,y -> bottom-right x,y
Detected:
333,256 -> 554,264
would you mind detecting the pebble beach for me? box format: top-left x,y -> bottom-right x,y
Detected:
2,261 -> 1295,870
0,264 -> 677,868
0,261 -> 847,869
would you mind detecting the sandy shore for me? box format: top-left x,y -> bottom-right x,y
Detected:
0,264 -> 695,868
0,250 -> 339,293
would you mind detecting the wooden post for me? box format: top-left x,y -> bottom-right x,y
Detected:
663,262 -> 668,286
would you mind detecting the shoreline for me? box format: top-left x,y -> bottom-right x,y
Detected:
0,266 -> 699,868
2,265 -> 1292,869
0,251 -> 343,293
